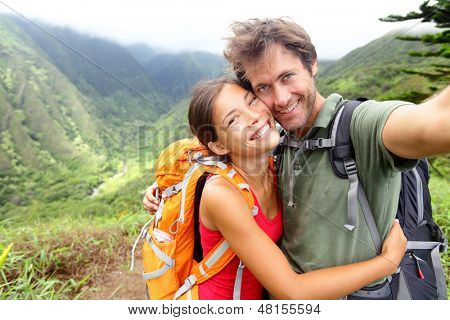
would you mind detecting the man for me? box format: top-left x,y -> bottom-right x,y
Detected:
143,18 -> 450,298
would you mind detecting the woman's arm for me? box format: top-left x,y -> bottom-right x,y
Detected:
201,177 -> 406,300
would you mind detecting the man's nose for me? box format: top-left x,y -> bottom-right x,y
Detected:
273,85 -> 290,108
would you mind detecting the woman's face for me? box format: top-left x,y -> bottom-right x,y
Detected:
210,83 -> 280,159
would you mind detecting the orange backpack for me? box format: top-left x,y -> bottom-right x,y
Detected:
131,138 -> 257,300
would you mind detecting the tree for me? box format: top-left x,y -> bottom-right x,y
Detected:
380,0 -> 449,102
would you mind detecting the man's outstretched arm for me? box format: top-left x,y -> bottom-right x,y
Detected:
382,85 -> 450,159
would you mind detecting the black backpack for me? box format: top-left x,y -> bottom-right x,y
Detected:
276,99 -> 448,300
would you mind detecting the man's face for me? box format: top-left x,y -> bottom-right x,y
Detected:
244,44 -> 318,133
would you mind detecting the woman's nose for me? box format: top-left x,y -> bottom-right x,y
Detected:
243,108 -> 261,126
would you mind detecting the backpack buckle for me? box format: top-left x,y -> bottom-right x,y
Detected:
304,139 -> 317,150
304,138 -> 333,150
343,159 -> 358,175
185,274 -> 197,288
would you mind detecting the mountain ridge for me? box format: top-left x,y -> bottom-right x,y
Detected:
0,14 -> 225,213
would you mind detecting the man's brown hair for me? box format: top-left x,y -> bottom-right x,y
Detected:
224,18 -> 317,87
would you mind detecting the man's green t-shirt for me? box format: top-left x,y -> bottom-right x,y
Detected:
279,93 -> 416,283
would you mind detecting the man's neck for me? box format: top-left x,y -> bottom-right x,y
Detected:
294,93 -> 326,138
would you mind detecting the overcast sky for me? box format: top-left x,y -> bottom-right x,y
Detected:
0,0 -> 433,59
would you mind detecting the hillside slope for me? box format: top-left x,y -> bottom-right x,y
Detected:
129,45 -> 226,101
316,30 -> 448,101
0,16 -> 116,214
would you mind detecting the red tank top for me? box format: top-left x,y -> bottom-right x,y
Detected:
198,174 -> 283,300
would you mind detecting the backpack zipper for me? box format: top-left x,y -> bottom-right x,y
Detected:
409,252 -> 425,280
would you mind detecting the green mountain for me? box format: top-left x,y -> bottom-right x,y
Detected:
0,15 -> 224,217
129,46 -> 226,101
13,18 -> 171,123
126,43 -> 159,67
0,15 -> 114,210
316,30 -> 448,101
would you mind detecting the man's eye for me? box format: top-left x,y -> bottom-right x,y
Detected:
283,73 -> 293,81
257,85 -> 268,93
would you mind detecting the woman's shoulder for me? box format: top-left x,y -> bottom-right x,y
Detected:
201,174 -> 249,212
202,174 -> 242,199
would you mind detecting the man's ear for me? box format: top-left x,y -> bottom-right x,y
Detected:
311,59 -> 318,77
207,141 -> 230,156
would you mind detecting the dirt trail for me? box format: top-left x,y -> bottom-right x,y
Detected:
84,244 -> 147,300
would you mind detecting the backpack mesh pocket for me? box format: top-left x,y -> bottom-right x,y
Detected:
142,232 -> 180,300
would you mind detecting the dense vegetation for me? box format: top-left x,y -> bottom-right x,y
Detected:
380,0 -> 449,102
0,14 -> 448,299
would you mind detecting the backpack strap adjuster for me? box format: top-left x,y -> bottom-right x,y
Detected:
173,274 -> 197,300
304,138 -> 335,151
343,159 -> 358,176
185,274 -> 197,287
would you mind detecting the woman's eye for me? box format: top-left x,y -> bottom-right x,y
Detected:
249,96 -> 258,105
228,115 -> 239,126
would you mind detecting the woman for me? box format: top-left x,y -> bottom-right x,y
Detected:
146,78 -> 406,300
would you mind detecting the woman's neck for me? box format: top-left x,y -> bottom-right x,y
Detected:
229,151 -> 272,189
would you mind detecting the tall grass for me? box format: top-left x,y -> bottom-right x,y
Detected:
0,172 -> 152,300
0,211 -> 148,299
428,174 -> 450,296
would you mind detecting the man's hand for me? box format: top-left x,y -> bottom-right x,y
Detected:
142,182 -> 160,214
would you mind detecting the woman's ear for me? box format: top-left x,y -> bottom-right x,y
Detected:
207,141 -> 230,156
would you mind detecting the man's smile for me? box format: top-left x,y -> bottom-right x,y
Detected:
279,99 -> 299,115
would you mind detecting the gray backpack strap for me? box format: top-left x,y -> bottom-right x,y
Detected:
343,159 -> 358,231
280,134 -> 335,208
329,99 -> 382,253
330,102 -> 362,232
397,269 -> 413,299
328,100 -> 366,179
233,260 -> 245,300
342,158 -> 382,253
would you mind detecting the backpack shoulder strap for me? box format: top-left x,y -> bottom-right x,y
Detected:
193,173 -> 208,262
174,162 -> 256,300
416,158 -> 430,182
173,237 -> 236,300
328,98 -> 383,254
329,98 -> 367,178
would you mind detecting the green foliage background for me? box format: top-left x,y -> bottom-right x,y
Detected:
0,14 -> 448,299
